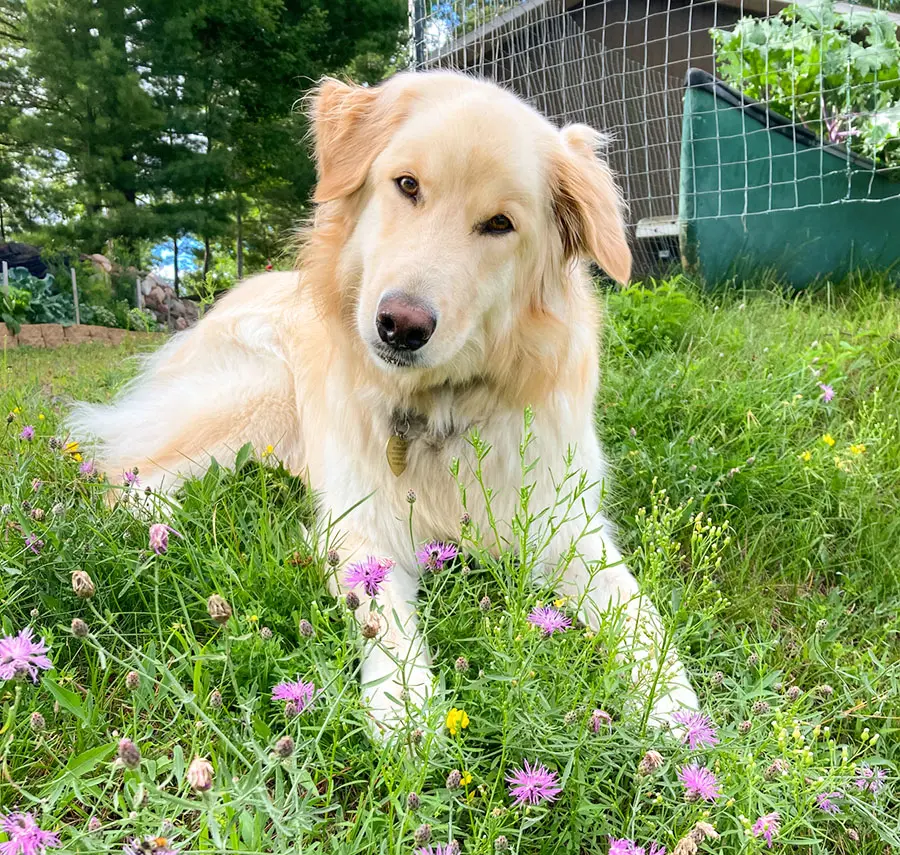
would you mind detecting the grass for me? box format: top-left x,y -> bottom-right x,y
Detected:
1,277 -> 898,855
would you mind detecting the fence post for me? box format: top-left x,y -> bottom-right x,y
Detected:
135,275 -> 143,309
1,260 -> 8,296
71,267 -> 80,325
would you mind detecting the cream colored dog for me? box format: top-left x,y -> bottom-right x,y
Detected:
70,71 -> 697,733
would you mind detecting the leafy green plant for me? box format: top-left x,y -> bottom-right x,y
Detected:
1,285 -> 31,335
712,0 -> 900,169
126,306 -> 159,332
7,267 -> 75,325
606,276 -> 698,355
81,304 -> 118,328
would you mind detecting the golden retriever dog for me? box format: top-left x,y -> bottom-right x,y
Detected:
69,70 -> 697,734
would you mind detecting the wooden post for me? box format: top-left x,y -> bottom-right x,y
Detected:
1,260 -> 8,296
71,267 -> 80,325
135,275 -> 143,309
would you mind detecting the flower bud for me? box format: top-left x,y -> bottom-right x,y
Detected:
117,738 -> 141,770
187,755 -> 214,791
72,570 -> 96,599
71,618 -> 89,638
207,594 -> 232,624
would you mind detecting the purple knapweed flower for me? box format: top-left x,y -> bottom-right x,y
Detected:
79,460 -> 95,476
148,523 -> 181,555
506,760 -> 562,806
677,762 -> 722,802
527,605 -> 571,636
344,556 -> 394,597
855,765 -> 887,793
122,470 -> 139,488
672,710 -> 719,750
608,839 -> 640,855
19,426 -> 35,442
818,383 -> 835,403
591,709 -> 613,732
415,541 -> 459,571
23,535 -> 43,555
0,811 -> 60,855
751,812 -> 780,848
0,628 -> 52,683
272,678 -> 315,713
415,846 -> 457,855
816,791 -> 843,814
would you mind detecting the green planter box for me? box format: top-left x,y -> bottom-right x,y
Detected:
679,69 -> 900,286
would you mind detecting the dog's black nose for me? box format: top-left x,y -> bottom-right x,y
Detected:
376,295 -> 436,352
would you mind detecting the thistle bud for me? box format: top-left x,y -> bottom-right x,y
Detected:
738,719 -> 752,734
117,738 -> 141,770
125,670 -> 141,691
413,824 -> 431,846
299,619 -> 314,638
30,711 -> 46,732
259,626 -> 273,640
209,689 -> 223,709
327,549 -> 340,567
637,749 -> 664,776
406,490 -> 417,504
345,591 -> 360,610
207,594 -> 232,624
479,595 -> 491,612
361,617 -> 379,639
71,618 -> 89,638
454,656 -> 469,673
187,755 -> 214,791
274,736 -> 294,758
785,685 -> 802,701
72,570 -> 96,599
494,836 -> 509,852
751,700 -> 770,715
406,791 -> 420,810
446,769 -> 462,790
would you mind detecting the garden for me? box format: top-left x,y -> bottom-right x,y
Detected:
1,277 -> 897,854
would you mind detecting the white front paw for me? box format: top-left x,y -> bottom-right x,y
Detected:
361,656 -> 435,741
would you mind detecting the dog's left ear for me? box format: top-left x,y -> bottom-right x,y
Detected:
309,78 -> 406,203
550,124 -> 632,285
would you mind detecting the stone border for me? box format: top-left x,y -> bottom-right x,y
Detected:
2,323 -> 163,350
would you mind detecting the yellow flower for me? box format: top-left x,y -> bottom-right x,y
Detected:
38,414 -> 45,421
446,707 -> 470,736
799,450 -> 812,462
12,407 -> 21,414
262,444 -> 274,458
460,770 -> 473,786
73,453 -> 83,462
822,434 -> 835,447
553,597 -> 567,608
850,443 -> 866,455
64,440 -> 80,455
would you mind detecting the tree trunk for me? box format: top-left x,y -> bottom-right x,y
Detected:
236,194 -> 243,281
173,235 -> 180,296
203,235 -> 211,280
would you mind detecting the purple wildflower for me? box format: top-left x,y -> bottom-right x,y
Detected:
415,846 -> 456,855
415,541 -> 459,571
19,426 -> 35,442
591,709 -> 613,732
672,710 -> 719,750
527,605 -> 571,636
122,470 -> 139,488
149,523 -> 181,555
677,763 -> 722,802
344,556 -> 394,597
816,792 -> 843,814
751,812 -> 780,848
818,383 -> 834,403
608,839 -> 640,855
23,535 -> 43,555
0,812 -> 60,855
648,846 -> 666,855
122,836 -> 178,855
271,678 -> 315,713
79,460 -> 94,476
854,765 -> 887,793
0,628 -> 52,683
506,760 -> 562,806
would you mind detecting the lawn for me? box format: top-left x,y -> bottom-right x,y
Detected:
1,278 -> 898,855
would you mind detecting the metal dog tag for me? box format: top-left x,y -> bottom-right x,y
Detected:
386,434 -> 409,477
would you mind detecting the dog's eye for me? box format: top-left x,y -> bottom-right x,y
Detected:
395,175 -> 419,199
481,214 -> 514,235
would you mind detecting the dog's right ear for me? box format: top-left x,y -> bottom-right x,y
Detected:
309,78 -> 405,203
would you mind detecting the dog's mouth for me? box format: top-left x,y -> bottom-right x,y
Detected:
372,344 -> 422,369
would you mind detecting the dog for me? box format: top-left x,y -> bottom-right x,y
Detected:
69,71 -> 698,733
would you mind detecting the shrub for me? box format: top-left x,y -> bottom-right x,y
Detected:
126,306 -> 160,332
1,285 -> 31,335
7,267 -> 75,325
81,304 -> 118,328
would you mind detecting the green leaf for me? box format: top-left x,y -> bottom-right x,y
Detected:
42,676 -> 87,722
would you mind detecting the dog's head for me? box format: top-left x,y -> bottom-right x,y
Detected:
306,72 -> 630,385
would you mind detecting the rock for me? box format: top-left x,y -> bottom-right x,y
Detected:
37,324 -> 65,348
63,325 -> 92,344
16,325 -> 45,347
82,253 -> 113,274
1,328 -> 17,349
0,242 -> 48,278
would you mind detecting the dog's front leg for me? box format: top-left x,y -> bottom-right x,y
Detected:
329,535 -> 432,737
548,521 -> 698,726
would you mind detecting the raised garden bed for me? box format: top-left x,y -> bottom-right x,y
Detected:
2,323 -> 163,350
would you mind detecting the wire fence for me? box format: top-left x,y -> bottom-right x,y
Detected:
409,0 -> 900,276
